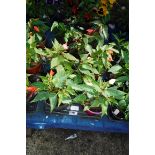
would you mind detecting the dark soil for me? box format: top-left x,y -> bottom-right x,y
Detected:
26,129 -> 129,155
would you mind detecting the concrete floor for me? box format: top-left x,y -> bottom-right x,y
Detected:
26,128 -> 129,155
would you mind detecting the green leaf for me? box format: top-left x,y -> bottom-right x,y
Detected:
58,92 -> 63,106
51,56 -> 65,68
69,74 -> 76,79
66,80 -> 95,94
80,54 -> 89,61
79,67 -> 95,78
34,48 -> 46,56
111,48 -> 119,54
73,94 -> 87,104
108,65 -> 122,74
87,92 -> 94,99
52,39 -> 64,51
82,64 -> 99,74
84,106 -> 89,111
85,44 -> 93,54
80,84 -> 95,94
36,33 -> 42,41
116,76 -> 129,82
118,100 -> 127,109
28,35 -> 35,45
40,76 -> 49,85
51,21 -> 58,31
49,93 -> 57,112
46,48 -> 58,55
56,65 -> 65,73
83,37 -> 88,45
64,62 -> 73,73
101,25 -> 108,40
31,82 -> 47,90
59,22 -> 66,31
73,74 -> 83,84
91,20 -> 102,26
52,71 -> 67,88
69,84 -> 84,91
51,57 -> 60,68
66,86 -> 76,95
62,98 -> 72,104
58,91 -> 71,106
101,104 -> 107,116
83,76 -> 102,93
103,88 -> 126,100
26,75 -> 30,87
63,53 -> 79,62
100,45 -> 108,52
121,49 -> 129,64
32,20 -> 45,26
31,91 -> 50,102
100,99 -> 108,116
91,100 -> 100,107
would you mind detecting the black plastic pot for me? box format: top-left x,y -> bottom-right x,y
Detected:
111,54 -> 122,65
44,101 -> 83,114
44,101 -> 69,114
102,71 -> 115,82
28,74 -> 42,83
40,61 -> 51,76
107,104 -> 125,120
26,92 -> 38,113
44,30 -> 55,48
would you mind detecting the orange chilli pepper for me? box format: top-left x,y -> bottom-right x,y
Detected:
49,70 -> 55,76
107,56 -> 113,62
107,50 -> 114,55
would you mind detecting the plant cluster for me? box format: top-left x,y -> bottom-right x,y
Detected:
26,0 -> 129,120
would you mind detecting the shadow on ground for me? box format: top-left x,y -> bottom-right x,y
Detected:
26,129 -> 129,155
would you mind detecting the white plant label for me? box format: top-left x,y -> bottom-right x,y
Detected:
109,79 -> 116,85
113,109 -> 120,115
70,106 -> 79,111
69,111 -> 78,116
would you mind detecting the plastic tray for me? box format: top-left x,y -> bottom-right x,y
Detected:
26,101 -> 129,133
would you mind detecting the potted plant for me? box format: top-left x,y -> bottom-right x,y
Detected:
107,94 -> 129,120
30,65 -> 78,112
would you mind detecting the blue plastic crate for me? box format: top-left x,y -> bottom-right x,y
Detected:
26,101 -> 129,133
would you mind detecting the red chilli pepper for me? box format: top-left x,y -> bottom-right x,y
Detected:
86,29 -> 96,35
49,70 -> 55,76
72,5 -> 78,14
33,26 -> 40,32
26,86 -> 38,93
